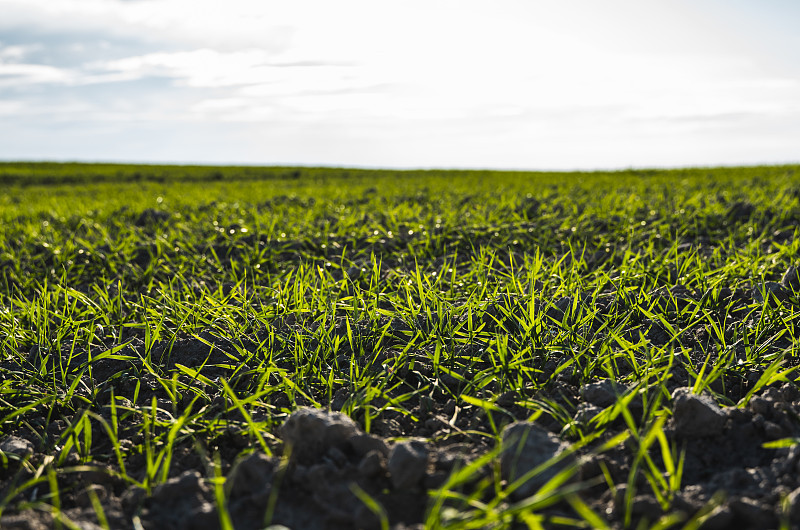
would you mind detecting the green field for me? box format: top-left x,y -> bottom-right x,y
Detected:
1,163 -> 799,529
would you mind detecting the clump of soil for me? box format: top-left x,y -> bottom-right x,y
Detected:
4,371 -> 800,530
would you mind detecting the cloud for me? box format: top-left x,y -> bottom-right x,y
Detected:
0,43 -> 43,61
0,62 -> 72,86
91,48 -> 354,89
0,0 -> 294,53
0,0 -> 799,168
0,100 -> 25,116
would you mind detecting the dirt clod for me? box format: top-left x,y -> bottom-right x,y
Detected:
142,471 -> 213,529
279,407 -> 359,463
671,388 -> 727,438
349,433 -> 390,457
358,450 -> 386,478
500,421 -> 573,499
781,265 -> 800,292
227,452 -> 277,501
388,439 -> 430,490
753,281 -> 787,304
580,380 -> 626,407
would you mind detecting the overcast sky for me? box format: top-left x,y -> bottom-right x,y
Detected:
1,0 -> 798,170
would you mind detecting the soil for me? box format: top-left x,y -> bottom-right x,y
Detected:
2,273 -> 800,529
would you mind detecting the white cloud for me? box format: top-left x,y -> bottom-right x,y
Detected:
95,49 -> 272,87
0,62 -> 72,86
0,0 -> 799,167
0,43 -> 43,61
0,100 -> 25,115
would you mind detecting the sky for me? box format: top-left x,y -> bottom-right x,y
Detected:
0,0 -> 798,170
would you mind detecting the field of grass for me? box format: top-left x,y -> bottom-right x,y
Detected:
1,163 -> 799,529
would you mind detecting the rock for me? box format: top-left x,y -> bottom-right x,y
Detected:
671,388 -> 726,438
580,380 -> 625,408
279,407 -> 359,462
388,440 -> 429,490
555,296 -> 573,313
0,436 -> 34,457
500,422 -> 573,500
782,265 -> 800,292
547,296 -> 573,320
752,282 -> 786,304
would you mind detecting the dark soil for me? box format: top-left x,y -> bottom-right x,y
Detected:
2,272 -> 800,530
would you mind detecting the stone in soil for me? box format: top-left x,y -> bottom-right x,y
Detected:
279,407 -> 359,463
0,436 -> 34,457
752,281 -> 787,304
500,421 -> 573,500
670,387 -> 726,439
782,265 -> 800,292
